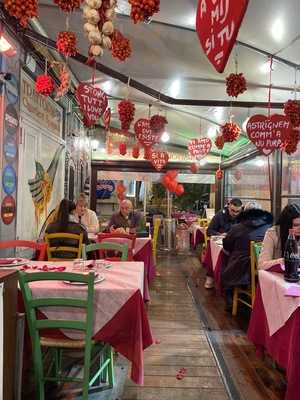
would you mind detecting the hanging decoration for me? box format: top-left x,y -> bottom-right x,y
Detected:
128,0 -> 160,24
190,163 -> 199,174
144,146 -> 152,160
281,129 -> 299,155
55,64 -> 71,100
150,150 -> 169,171
215,134 -> 225,150
132,143 -> 140,159
35,61 -> 55,97
226,73 -> 247,98
135,119 -> 162,147
56,31 -> 77,57
284,100 -> 300,127
196,0 -> 249,73
150,114 -> 168,134
54,0 -> 83,12
116,182 -> 126,201
102,107 -> 111,130
246,114 -> 292,156
4,0 -> 38,27
188,138 -> 212,159
161,170 -> 184,196
119,142 -> 127,156
221,122 -> 241,143
111,30 -> 132,62
215,168 -> 223,180
118,100 -> 135,131
76,83 -> 108,127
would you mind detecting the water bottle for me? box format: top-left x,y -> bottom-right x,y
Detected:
284,229 -> 300,282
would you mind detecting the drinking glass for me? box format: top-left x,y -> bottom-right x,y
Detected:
95,259 -> 106,276
73,258 -> 85,272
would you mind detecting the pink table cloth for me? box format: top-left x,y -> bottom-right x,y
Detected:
203,239 -> 225,292
248,285 -> 300,400
19,261 -> 154,385
189,224 -> 205,248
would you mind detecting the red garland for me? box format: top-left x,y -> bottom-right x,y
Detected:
56,32 -> 77,57
118,100 -> 135,131
53,0 -> 82,12
215,135 -> 225,149
150,115 -> 168,134
128,0 -> 160,23
119,142 -> 127,156
221,122 -> 241,143
284,99 -> 300,127
35,75 -> 55,96
226,73 -> 247,98
111,30 -> 132,62
216,168 -> 223,180
4,0 -> 38,27
132,144 -> 140,159
281,129 -> 299,155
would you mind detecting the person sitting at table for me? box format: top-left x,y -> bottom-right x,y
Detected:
221,201 -> 273,311
45,199 -> 89,258
207,198 -> 243,236
74,193 -> 99,234
258,203 -> 300,270
108,199 -> 142,234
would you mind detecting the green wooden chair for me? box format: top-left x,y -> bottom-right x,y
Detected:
82,242 -> 129,261
18,271 -> 114,400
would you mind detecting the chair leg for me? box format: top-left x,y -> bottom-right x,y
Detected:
232,288 -> 238,316
82,347 -> 92,400
33,345 -> 45,400
106,346 -> 114,388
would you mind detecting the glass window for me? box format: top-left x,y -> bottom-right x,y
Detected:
282,149 -> 300,198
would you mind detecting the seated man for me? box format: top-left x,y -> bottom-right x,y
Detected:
74,193 -> 99,234
108,199 -> 141,234
207,198 -> 243,236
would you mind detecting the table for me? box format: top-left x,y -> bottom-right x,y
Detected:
18,261 -> 153,385
189,224 -> 206,249
203,238 -> 225,293
248,270 -> 300,400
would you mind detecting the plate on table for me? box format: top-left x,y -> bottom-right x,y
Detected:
0,258 -> 28,267
63,274 -> 105,285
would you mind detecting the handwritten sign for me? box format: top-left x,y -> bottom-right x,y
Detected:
102,107 -> 111,130
135,119 -> 162,147
151,151 -> 169,171
76,83 -> 108,127
196,0 -> 249,73
246,114 -> 292,156
188,138 -> 212,159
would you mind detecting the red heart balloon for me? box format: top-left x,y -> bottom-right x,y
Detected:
76,83 -> 108,127
188,138 -> 212,159
166,170 -> 178,180
150,151 -> 169,171
246,114 -> 292,156
175,184 -> 184,196
135,119 -> 162,147
196,0 -> 249,73
168,179 -> 178,193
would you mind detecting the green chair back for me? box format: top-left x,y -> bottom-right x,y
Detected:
254,242 -> 262,261
82,241 -> 129,261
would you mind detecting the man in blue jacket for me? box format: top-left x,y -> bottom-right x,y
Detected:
207,198 -> 243,237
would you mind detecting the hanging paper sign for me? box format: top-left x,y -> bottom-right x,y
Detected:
76,83 -> 108,127
246,114 -> 291,156
135,119 -> 161,147
151,151 -> 169,171
103,107 -> 111,130
188,138 -> 212,159
196,0 -> 249,73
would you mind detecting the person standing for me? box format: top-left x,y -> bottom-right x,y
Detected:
74,193 -> 99,234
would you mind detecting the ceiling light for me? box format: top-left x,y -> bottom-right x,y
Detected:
91,139 -> 99,150
169,79 -> 180,97
186,14 -> 196,27
199,159 -> 207,166
260,59 -> 276,74
271,19 -> 284,42
255,159 -> 266,167
208,127 -> 217,138
102,80 -> 112,92
242,117 -> 250,132
161,131 -> 170,143
0,35 -> 12,52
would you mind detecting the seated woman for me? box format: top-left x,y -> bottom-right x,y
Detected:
258,203 -> 300,270
221,202 -> 273,310
45,199 -> 89,259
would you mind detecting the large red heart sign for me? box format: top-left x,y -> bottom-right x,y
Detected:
188,138 -> 212,159
135,119 -> 162,147
151,151 -> 169,171
196,0 -> 249,73
246,114 -> 292,156
76,83 -> 108,127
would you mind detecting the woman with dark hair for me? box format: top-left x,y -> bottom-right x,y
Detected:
258,203 -> 300,270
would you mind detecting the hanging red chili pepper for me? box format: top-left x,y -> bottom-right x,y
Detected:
119,142 -> 127,156
35,75 -> 55,96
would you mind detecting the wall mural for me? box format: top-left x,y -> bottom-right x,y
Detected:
28,144 -> 64,225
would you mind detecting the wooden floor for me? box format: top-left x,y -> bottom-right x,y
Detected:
122,252 -> 286,400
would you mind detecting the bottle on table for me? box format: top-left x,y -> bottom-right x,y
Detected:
284,228 -> 300,282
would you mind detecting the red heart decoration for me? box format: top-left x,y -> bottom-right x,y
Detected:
246,114 -> 292,156
103,107 -> 111,130
196,0 -> 249,73
151,151 -> 169,171
76,83 -> 108,127
188,138 -> 212,159
135,119 -> 162,147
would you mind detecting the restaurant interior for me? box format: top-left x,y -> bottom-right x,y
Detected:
1,1 -> 300,399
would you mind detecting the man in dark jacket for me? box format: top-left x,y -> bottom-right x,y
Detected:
207,198 -> 243,236
221,202 -> 273,310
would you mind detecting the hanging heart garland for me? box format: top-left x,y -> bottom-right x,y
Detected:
76,83 -> 108,127
150,150 -> 169,171
135,119 -> 162,147
188,138 -> 212,159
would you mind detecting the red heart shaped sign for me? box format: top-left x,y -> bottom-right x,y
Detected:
188,138 -> 212,159
102,107 -> 111,130
76,83 -> 108,127
151,151 -> 169,171
135,119 -> 162,147
246,114 -> 292,156
196,0 -> 249,73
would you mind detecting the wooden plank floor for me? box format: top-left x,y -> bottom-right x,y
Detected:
122,253 -> 229,400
